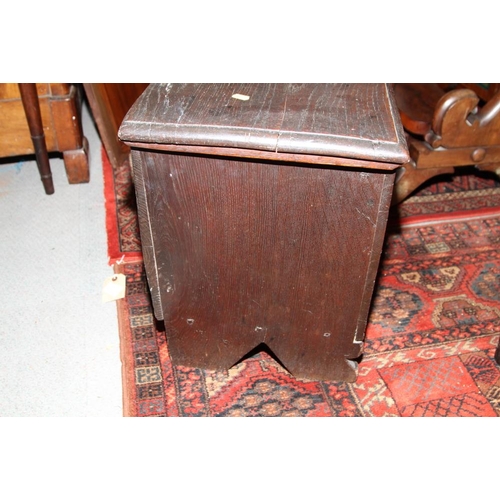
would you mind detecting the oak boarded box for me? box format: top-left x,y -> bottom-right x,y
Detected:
118,83 -> 409,381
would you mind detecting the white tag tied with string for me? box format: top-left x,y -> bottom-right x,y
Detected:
102,273 -> 126,302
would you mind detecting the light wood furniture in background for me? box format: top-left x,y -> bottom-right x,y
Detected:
0,83 -> 90,193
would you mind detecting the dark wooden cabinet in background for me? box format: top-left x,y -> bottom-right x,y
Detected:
119,83 -> 409,382
83,83 -> 149,170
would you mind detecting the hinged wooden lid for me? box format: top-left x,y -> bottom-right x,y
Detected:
119,83 -> 409,166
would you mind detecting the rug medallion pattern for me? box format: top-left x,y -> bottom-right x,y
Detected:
392,167 -> 500,222
116,214 -> 500,416
106,146 -> 500,416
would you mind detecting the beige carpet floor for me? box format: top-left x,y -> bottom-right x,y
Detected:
0,100 -> 122,416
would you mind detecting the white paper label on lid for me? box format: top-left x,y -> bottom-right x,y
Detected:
232,93 -> 250,101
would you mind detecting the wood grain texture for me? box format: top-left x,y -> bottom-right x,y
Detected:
430,89 -> 500,148
119,83 -> 409,165
136,151 -> 395,381
50,86 -> 85,151
130,149 -> 164,321
0,83 -> 70,100
121,83 -> 408,381
63,137 -> 90,184
0,91 -> 60,155
0,84 -> 86,158
123,141 -> 400,171
394,83 -> 445,135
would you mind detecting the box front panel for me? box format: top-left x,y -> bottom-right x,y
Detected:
138,150 -> 393,380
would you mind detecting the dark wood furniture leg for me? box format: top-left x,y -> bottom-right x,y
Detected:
18,83 -> 54,195
495,340 -> 500,365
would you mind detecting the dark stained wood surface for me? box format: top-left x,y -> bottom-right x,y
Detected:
18,83 -> 54,195
131,150 -> 395,381
120,83 -> 409,381
394,83 -> 445,135
119,83 -> 409,165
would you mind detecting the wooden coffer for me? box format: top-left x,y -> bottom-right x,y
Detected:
119,83 -> 409,381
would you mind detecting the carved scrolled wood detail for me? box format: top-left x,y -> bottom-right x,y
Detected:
392,84 -> 500,204
427,89 -> 500,148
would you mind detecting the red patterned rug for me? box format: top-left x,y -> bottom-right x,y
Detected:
103,149 -> 500,416
391,168 -> 500,227
103,149 -> 142,263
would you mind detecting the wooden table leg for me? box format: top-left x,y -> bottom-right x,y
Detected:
18,83 -> 54,195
